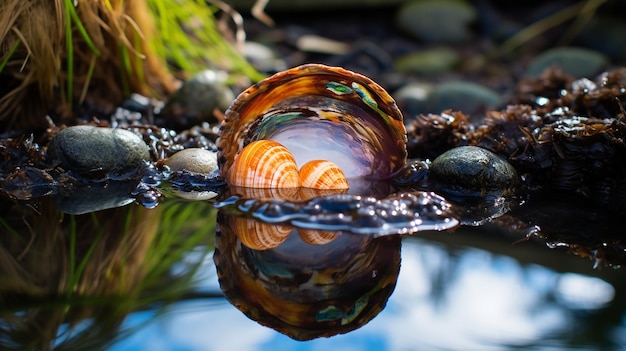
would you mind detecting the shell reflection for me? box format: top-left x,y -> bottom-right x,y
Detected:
228,216 -> 293,250
215,212 -> 401,340
217,63 -> 407,188
298,229 -> 339,245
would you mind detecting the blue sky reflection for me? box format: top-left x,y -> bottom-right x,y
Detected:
109,237 -> 617,351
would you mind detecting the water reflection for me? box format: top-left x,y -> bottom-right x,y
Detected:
215,212 -> 401,341
0,194 -> 215,350
107,233 -> 626,351
1,188 -> 625,350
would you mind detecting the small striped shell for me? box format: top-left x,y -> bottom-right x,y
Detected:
298,229 -> 339,245
230,216 -> 293,250
299,160 -> 349,190
229,140 -> 300,188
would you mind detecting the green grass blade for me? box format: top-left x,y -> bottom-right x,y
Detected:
65,1 -> 101,56
64,0 -> 74,107
0,40 -> 20,75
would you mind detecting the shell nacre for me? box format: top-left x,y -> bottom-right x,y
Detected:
217,64 -> 407,187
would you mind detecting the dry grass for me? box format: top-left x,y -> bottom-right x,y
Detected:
0,0 -> 180,132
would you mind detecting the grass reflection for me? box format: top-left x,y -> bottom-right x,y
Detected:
0,195 -> 216,351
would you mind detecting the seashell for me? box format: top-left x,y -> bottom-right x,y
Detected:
228,139 -> 300,188
229,215 -> 293,250
299,160 -> 349,190
298,229 -> 339,245
217,63 -> 407,187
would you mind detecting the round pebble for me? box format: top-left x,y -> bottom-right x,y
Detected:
393,47 -> 460,76
396,0 -> 476,44
525,47 -> 609,78
424,81 -> 504,116
165,148 -> 218,174
162,70 -> 235,126
393,82 -> 435,118
430,146 -> 520,199
48,125 -> 150,178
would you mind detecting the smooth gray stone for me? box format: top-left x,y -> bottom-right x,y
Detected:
165,148 -> 218,174
525,47 -> 609,78
396,0 -> 476,44
162,70 -> 234,125
430,145 -> 520,198
425,81 -> 504,115
48,125 -> 150,178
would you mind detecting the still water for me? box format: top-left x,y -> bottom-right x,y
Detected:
2,190 -> 621,351
110,234 -> 623,351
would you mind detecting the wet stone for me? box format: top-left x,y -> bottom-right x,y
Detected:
421,81 -> 504,116
396,0 -> 476,44
525,47 -> 609,78
393,82 -> 434,119
161,69 -> 235,128
429,145 -> 520,200
47,125 -> 150,178
393,47 -> 459,76
165,148 -> 218,174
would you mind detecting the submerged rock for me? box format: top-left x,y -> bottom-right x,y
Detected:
47,125 -> 150,178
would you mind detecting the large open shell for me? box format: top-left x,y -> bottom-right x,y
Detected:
217,64 -> 407,185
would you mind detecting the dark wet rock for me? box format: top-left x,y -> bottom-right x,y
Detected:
525,47 -> 609,78
47,125 -> 150,178
393,47 -> 459,76
165,148 -> 218,174
161,70 -> 235,129
422,81 -> 504,116
429,145 -> 520,200
396,0 -> 476,44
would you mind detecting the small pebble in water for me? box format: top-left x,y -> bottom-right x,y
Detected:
165,148 -> 218,174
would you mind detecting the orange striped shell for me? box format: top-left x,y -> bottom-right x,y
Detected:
299,160 -> 349,190
230,216 -> 293,250
298,229 -> 339,245
229,140 -> 300,188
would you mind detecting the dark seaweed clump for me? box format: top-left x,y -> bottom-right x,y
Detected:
406,66 -> 626,213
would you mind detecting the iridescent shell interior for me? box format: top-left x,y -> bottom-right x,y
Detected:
217,64 -> 407,185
